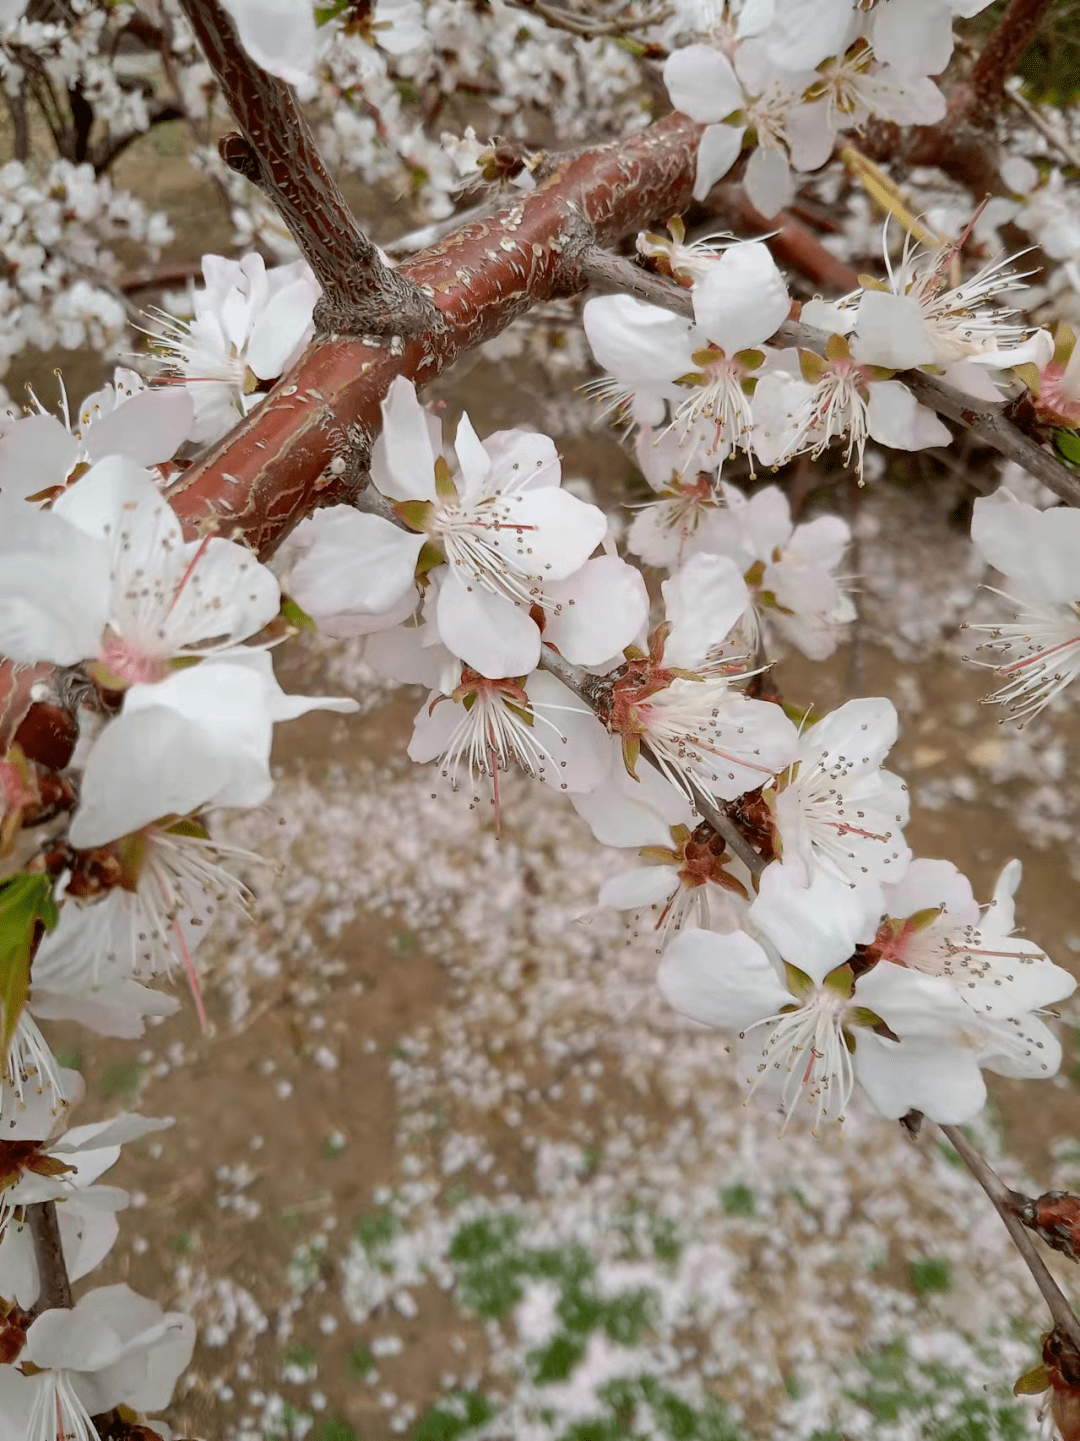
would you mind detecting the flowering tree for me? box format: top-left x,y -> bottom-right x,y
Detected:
3,0 -> 1080,1435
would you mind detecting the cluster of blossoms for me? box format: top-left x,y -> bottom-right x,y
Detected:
3,0 -> 1080,1434
0,250 -> 360,1436
662,0 -> 994,217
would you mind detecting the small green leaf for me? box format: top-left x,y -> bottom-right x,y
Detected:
1054,429 -> 1080,466
0,874 -> 58,1062
416,541 -> 445,576
393,499 -> 434,532
1013,1362 -> 1051,1396
281,596 -> 316,630
434,455 -> 458,503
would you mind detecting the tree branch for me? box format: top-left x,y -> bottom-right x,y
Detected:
174,0 -> 440,338
535,649 -> 768,878
579,250 -> 1080,510
162,110 -> 704,557
970,0 -> 1054,121
939,1124 -> 1080,1351
28,1199 -> 72,1313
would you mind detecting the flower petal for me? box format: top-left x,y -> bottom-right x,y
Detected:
543,556 -> 648,665
658,926 -> 791,1030
289,505 -> 424,619
751,864 -> 883,981
694,123 -> 746,199
692,242 -> 791,353
662,553 -> 751,669
436,571 -> 540,678
663,44 -> 744,123
0,506 -> 110,664
372,376 -> 437,502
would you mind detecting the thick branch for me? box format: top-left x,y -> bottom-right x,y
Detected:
28,1200 -> 73,1313
174,0 -> 439,338
163,110 -> 704,556
939,1124 -> 1080,1351
580,251 -> 1080,510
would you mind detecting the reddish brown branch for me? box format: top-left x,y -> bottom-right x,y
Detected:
970,0 -> 1053,120
163,110 -> 704,557
28,1200 -> 72,1314
174,0 -> 438,337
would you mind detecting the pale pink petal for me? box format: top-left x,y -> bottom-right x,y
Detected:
751,864 -> 883,981
436,571 -> 540,678
971,488 -> 1080,601
855,1032 -> 986,1123
372,376 -> 437,502
661,553 -> 751,669
663,44 -> 744,123
692,241 -> 791,353
658,926 -> 791,1029
246,277 -> 317,379
743,145 -> 795,220
543,556 -> 648,665
0,412 -> 79,502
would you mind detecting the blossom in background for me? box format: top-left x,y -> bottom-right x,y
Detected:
602,554 -> 798,805
663,41 -> 834,214
967,487 -> 1080,724
152,252 -> 320,443
766,698 -> 910,888
690,482 -> 855,661
219,0 -> 319,85
626,427 -> 727,570
408,666 -> 611,831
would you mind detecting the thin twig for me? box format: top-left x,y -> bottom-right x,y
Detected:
28,1199 -> 73,1313
509,0 -> 671,39
1006,86 -> 1080,172
175,0 -> 441,338
939,1123 -> 1080,1351
535,649 -> 768,878
579,250 -> 1080,510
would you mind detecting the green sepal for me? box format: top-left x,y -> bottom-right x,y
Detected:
783,961 -> 814,998
1053,429 -> 1080,466
165,817 -> 212,842
0,873 -> 58,1064
1053,322 -> 1076,367
504,700 -> 533,727
1013,1363 -> 1051,1397
670,823 -> 692,846
743,559 -> 766,588
799,349 -> 828,384
857,273 -> 889,292
315,0 -> 350,22
280,596 -> 316,631
622,735 -> 641,780
782,700 -> 823,728
1012,362 -> 1041,397
434,455 -> 458,503
638,845 -> 681,866
905,904 -> 944,932
393,499 -> 434,532
848,1006 -> 898,1043
823,964 -> 855,998
735,348 -> 765,370
824,332 -> 852,362
668,214 -> 686,244
416,541 -> 445,576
